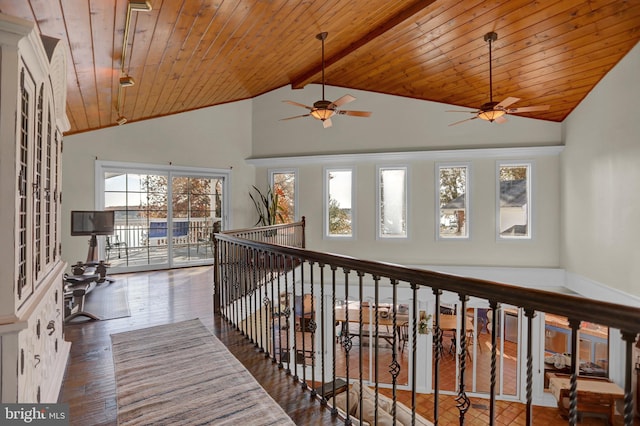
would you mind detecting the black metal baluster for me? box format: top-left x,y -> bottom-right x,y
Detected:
342,268 -> 353,425
621,331 -> 637,426
489,301 -> 499,426
292,255 -> 299,381
239,245 -> 246,337
373,275 -> 381,422
223,241 -> 230,321
253,249 -> 258,345
252,248 -> 258,346
309,261 -> 317,397
330,265 -> 338,416
300,257 -> 307,387
568,318 -> 580,426
283,255 -> 291,375
411,282 -> 419,426
319,262 -> 327,405
269,252 -> 276,360
524,308 -> 536,425
277,253 -> 284,369
390,279 -> 400,424
233,244 -> 240,330
433,289 -> 442,425
358,271 -> 364,425
456,295 -> 470,425
258,250 -> 264,352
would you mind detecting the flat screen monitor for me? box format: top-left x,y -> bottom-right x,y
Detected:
71,210 -> 115,236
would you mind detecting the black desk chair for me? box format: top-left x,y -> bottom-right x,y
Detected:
106,235 -> 128,261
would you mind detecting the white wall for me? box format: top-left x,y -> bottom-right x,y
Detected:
562,41 -> 640,297
252,85 -> 563,267
61,101 -> 255,265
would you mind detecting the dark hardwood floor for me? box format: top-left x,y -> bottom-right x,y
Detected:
59,266 -> 632,425
59,266 -> 339,426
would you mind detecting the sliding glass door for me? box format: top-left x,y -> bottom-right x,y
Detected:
170,175 -> 223,266
98,161 -> 228,272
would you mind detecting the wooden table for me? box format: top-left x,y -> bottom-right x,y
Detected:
548,374 -> 624,424
334,306 -> 408,346
438,314 -> 472,331
436,314 -> 474,358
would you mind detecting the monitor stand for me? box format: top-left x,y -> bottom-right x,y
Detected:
82,234 -> 114,283
86,234 -> 98,264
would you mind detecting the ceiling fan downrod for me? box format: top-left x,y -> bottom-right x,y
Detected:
484,31 -> 498,104
317,32 -> 328,101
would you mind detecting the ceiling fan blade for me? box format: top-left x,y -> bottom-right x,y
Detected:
338,110 -> 372,117
283,100 -> 313,110
280,114 -> 310,121
507,105 -> 550,113
448,116 -> 478,127
494,115 -> 508,124
496,97 -> 520,109
329,94 -> 356,108
323,118 -> 333,128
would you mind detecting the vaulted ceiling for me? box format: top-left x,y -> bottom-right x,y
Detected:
2,0 -> 639,135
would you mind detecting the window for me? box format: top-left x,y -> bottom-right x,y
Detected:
269,169 -> 297,223
378,166 -> 407,238
437,164 -> 469,239
325,168 -> 353,238
498,163 -> 531,239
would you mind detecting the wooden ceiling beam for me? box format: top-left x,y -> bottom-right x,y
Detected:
289,0 -> 437,90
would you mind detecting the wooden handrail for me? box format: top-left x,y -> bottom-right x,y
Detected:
213,221 -> 640,426
214,232 -> 638,335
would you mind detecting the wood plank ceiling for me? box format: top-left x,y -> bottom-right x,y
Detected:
1,0 -> 639,135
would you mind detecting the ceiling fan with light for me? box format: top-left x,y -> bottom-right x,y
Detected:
448,32 -> 550,127
281,32 -> 372,128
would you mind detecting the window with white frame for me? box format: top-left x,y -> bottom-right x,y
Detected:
437,164 -> 469,239
378,166 -> 407,238
325,168 -> 353,238
269,169 -> 297,223
497,162 -> 531,239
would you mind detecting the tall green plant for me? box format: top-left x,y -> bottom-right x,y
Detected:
249,185 -> 284,226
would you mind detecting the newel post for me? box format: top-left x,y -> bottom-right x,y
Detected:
213,229 -> 221,314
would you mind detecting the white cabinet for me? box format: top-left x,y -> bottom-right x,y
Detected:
0,13 -> 70,403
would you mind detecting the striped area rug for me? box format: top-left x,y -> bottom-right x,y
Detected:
111,319 -> 295,426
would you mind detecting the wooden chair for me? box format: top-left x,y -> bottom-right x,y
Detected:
399,322 -> 409,353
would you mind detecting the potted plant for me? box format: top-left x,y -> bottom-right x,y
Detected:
249,185 -> 284,228
418,311 -> 432,334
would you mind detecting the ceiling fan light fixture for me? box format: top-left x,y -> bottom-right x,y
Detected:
478,109 -> 505,122
310,108 -> 335,120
